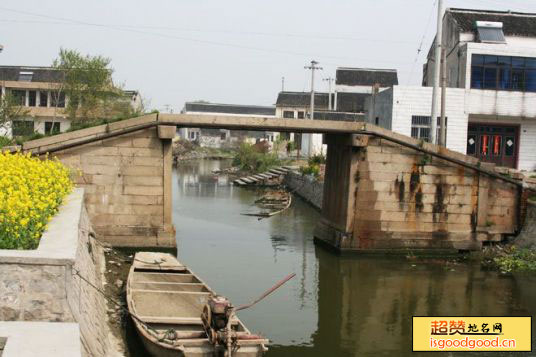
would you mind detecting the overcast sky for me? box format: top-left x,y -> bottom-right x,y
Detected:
1,0 -> 535,112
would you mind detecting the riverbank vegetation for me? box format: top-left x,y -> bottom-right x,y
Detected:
299,154 -> 326,177
233,142 -> 282,173
0,152 -> 73,249
482,245 -> 536,273
173,139 -> 235,161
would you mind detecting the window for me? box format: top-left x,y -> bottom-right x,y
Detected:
504,136 -> 515,156
476,21 -> 505,43
18,71 -> 33,82
50,92 -> 65,108
297,111 -> 305,119
283,110 -> 295,119
467,134 -> 477,155
471,54 -> 536,92
410,116 -> 447,144
28,91 -> 36,107
411,116 -> 431,142
39,91 -> 48,107
44,122 -> 60,134
188,131 -> 198,140
10,90 -> 26,105
220,132 -> 226,140
375,117 -> 379,125
12,120 -> 34,136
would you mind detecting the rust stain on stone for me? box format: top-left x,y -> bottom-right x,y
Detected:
410,166 -> 420,194
415,187 -> 424,212
395,175 -> 405,203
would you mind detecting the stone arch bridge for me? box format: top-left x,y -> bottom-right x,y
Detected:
21,113 -> 527,253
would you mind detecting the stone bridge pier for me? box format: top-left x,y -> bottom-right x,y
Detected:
23,114 -> 176,247
315,129 -> 521,253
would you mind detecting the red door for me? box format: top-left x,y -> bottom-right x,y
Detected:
466,124 -> 519,168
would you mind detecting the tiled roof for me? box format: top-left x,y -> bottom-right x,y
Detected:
275,91 -> 332,108
0,66 -> 64,83
184,102 -> 276,116
448,8 -> 536,37
336,68 -> 398,87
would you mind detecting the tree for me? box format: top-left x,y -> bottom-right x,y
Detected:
51,48 -> 122,122
0,93 -> 29,139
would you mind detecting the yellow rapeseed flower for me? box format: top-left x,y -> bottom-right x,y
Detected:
0,152 -> 73,249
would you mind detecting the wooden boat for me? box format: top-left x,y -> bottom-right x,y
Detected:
127,252 -> 268,356
241,191 -> 292,219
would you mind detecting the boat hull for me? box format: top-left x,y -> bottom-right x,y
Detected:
127,252 -> 267,357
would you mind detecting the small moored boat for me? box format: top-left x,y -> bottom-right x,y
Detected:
127,252 -> 268,356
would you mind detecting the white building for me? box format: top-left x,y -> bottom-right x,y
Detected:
180,102 -> 278,148
275,90 -> 371,156
366,8 -> 536,171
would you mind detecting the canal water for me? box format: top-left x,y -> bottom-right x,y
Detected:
172,159 -> 536,357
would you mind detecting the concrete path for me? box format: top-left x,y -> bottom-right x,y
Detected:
0,322 -> 81,357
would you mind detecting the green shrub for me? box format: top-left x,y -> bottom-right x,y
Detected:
308,154 -> 326,166
0,136 -> 13,148
300,164 -> 320,177
232,142 -> 281,173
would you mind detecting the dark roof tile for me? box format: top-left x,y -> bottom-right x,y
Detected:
448,8 -> 536,37
336,68 -> 398,87
0,66 -> 64,83
184,102 -> 275,116
276,92 -> 331,108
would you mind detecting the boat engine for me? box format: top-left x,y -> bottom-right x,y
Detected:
201,295 -> 235,345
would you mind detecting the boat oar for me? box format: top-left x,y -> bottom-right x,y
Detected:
235,273 -> 296,312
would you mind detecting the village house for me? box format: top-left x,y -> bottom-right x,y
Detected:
180,101 -> 277,148
0,65 -> 142,138
275,68 -> 396,156
366,8 -> 536,171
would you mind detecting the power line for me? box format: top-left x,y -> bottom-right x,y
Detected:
407,0 -> 437,85
0,18 -> 420,46
0,6 -> 414,66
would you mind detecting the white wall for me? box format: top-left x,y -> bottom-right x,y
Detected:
390,86 -> 468,154
33,117 -> 71,135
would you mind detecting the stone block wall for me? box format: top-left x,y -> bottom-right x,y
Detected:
316,131 -> 520,252
0,189 -> 120,357
515,199 -> 536,248
23,115 -> 175,247
284,171 -> 323,210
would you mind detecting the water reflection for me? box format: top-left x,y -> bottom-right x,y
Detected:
172,159 -> 536,357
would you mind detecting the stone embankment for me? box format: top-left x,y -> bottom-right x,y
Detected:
284,170 -> 324,210
0,189 -> 122,357
516,197 -> 536,248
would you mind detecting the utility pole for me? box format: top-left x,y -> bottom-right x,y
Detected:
281,77 -> 285,92
430,0 -> 443,145
304,60 -> 322,156
323,77 -> 334,110
440,47 -> 447,147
